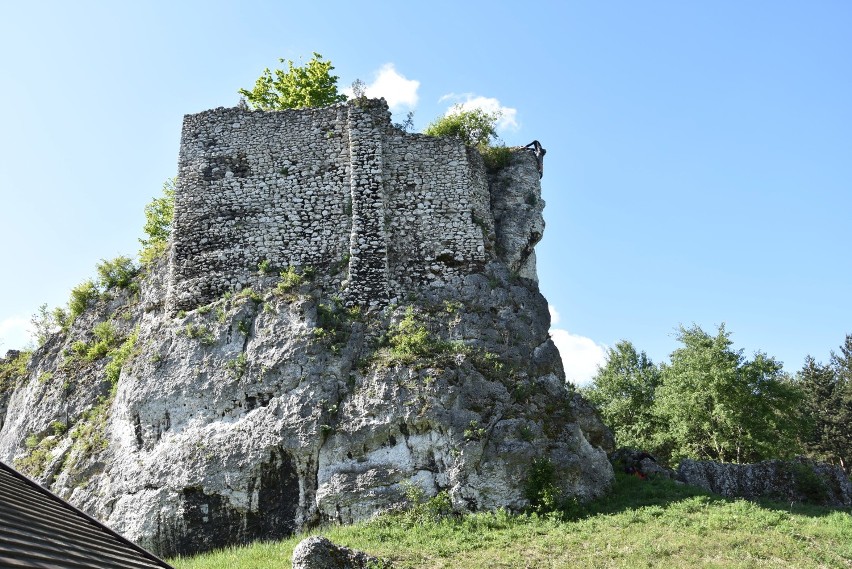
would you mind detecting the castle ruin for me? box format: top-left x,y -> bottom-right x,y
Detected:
167,99 -> 540,313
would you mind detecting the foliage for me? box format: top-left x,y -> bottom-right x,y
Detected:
655,324 -> 802,464
68,279 -> 99,320
181,323 -> 215,346
238,53 -> 347,111
463,420 -> 487,441
350,78 -> 367,101
387,307 -> 434,361
423,105 -> 500,149
96,256 -> 139,290
582,340 -> 662,453
85,320 -> 120,361
313,298 -> 360,353
398,483 -> 454,526
524,457 -> 561,513
480,144 -> 512,170
169,473 -> 852,569
30,304 -> 69,346
587,325 -> 804,465
139,178 -> 175,265
236,287 -> 263,304
786,462 -> 829,503
393,111 -> 416,133
226,353 -> 248,378
797,334 -> 852,474
275,267 -> 304,295
14,432 -> 59,478
104,327 -> 138,385
68,395 -> 112,468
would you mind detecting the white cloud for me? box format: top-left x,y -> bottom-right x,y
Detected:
439,92 -> 519,131
0,315 -> 34,352
548,305 -> 607,388
549,305 -> 562,327
346,64 -> 419,111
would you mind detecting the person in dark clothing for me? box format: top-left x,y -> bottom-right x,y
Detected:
524,140 -> 546,178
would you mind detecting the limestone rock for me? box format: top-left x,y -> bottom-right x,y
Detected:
0,100 -> 614,558
292,536 -> 389,569
678,458 -> 852,507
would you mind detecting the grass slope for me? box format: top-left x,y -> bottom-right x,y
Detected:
171,474 -> 852,568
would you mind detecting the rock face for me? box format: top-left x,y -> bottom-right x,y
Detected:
610,448 -> 676,480
678,458 -> 852,507
292,536 -> 389,569
0,99 -> 613,558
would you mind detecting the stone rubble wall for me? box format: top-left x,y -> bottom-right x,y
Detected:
678,458 -> 852,507
168,99 -> 493,313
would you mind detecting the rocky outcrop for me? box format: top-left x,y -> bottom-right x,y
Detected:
678,458 -> 852,507
292,536 -> 389,569
0,102 -> 614,558
610,448 -> 676,480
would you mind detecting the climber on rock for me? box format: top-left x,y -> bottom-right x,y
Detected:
524,140 -> 546,178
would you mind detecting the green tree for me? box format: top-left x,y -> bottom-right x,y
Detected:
582,341 -> 662,452
96,256 -> 138,290
30,304 -> 69,346
798,335 -> 852,474
139,178 -> 175,265
655,324 -> 801,464
68,279 -> 99,321
423,105 -> 501,149
238,53 -> 347,110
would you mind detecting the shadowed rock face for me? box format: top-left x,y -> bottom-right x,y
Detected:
678,458 -> 852,507
0,101 -> 613,558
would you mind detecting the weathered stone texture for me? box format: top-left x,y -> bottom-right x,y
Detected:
678,458 -> 852,507
169,99 -> 492,313
292,536 -> 389,569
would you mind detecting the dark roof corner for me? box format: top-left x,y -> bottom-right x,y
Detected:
0,460 -> 174,568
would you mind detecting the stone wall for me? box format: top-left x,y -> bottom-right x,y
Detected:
167,99 -> 493,313
678,458 -> 852,507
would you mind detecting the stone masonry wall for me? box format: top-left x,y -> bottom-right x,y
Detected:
167,99 -> 493,313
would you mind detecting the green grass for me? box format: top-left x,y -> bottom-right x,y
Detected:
170,474 -> 852,568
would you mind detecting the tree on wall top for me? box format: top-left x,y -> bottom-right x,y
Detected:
423,105 -> 500,149
239,53 -> 347,110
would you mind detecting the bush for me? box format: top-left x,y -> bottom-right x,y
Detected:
524,457 -> 561,513
85,320 -> 120,361
400,483 -> 454,526
104,328 -> 138,385
423,105 -> 500,149
31,304 -> 69,346
481,144 -> 512,170
139,179 -> 175,265
68,280 -> 99,320
97,256 -> 138,290
388,307 -> 434,361
276,267 -> 304,296
0,351 -> 30,394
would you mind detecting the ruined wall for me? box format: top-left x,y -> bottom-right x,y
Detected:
168,99 -> 492,313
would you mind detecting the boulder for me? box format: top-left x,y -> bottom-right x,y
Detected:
610,448 -> 676,480
292,536 -> 389,569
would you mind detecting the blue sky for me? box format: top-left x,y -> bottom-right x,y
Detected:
1,1 -> 850,385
